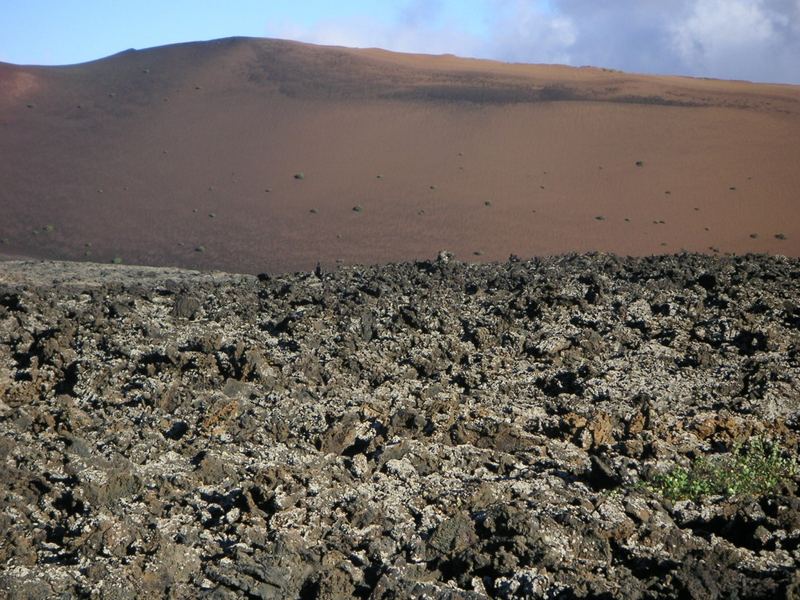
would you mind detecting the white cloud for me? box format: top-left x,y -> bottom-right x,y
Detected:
479,1 -> 578,64
666,0 -> 800,81
671,0 -> 778,76
266,0 -> 800,84
268,3 -> 478,56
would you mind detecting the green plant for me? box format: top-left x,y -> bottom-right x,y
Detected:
649,437 -> 797,501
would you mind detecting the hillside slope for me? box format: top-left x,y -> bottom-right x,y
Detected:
1,37 -> 799,272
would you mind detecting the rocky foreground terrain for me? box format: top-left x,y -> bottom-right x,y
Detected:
2,253 -> 800,599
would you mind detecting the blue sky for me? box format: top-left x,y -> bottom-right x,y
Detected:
2,1 -> 799,84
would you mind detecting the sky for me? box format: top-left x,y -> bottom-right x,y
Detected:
1,0 -> 799,84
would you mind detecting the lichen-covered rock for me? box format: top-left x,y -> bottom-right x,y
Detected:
1,254 -> 799,598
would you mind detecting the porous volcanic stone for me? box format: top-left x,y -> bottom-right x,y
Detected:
1,253 -> 799,598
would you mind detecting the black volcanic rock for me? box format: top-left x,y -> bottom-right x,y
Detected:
172,293 -> 201,319
1,254 -> 799,598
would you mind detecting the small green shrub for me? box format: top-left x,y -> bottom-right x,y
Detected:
649,437 -> 797,501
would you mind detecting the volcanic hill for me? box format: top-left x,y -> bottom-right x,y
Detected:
1,36 -> 799,272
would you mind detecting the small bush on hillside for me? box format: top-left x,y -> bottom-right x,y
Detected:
649,437 -> 797,501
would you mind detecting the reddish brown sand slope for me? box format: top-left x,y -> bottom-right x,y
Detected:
1,36 -> 799,273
